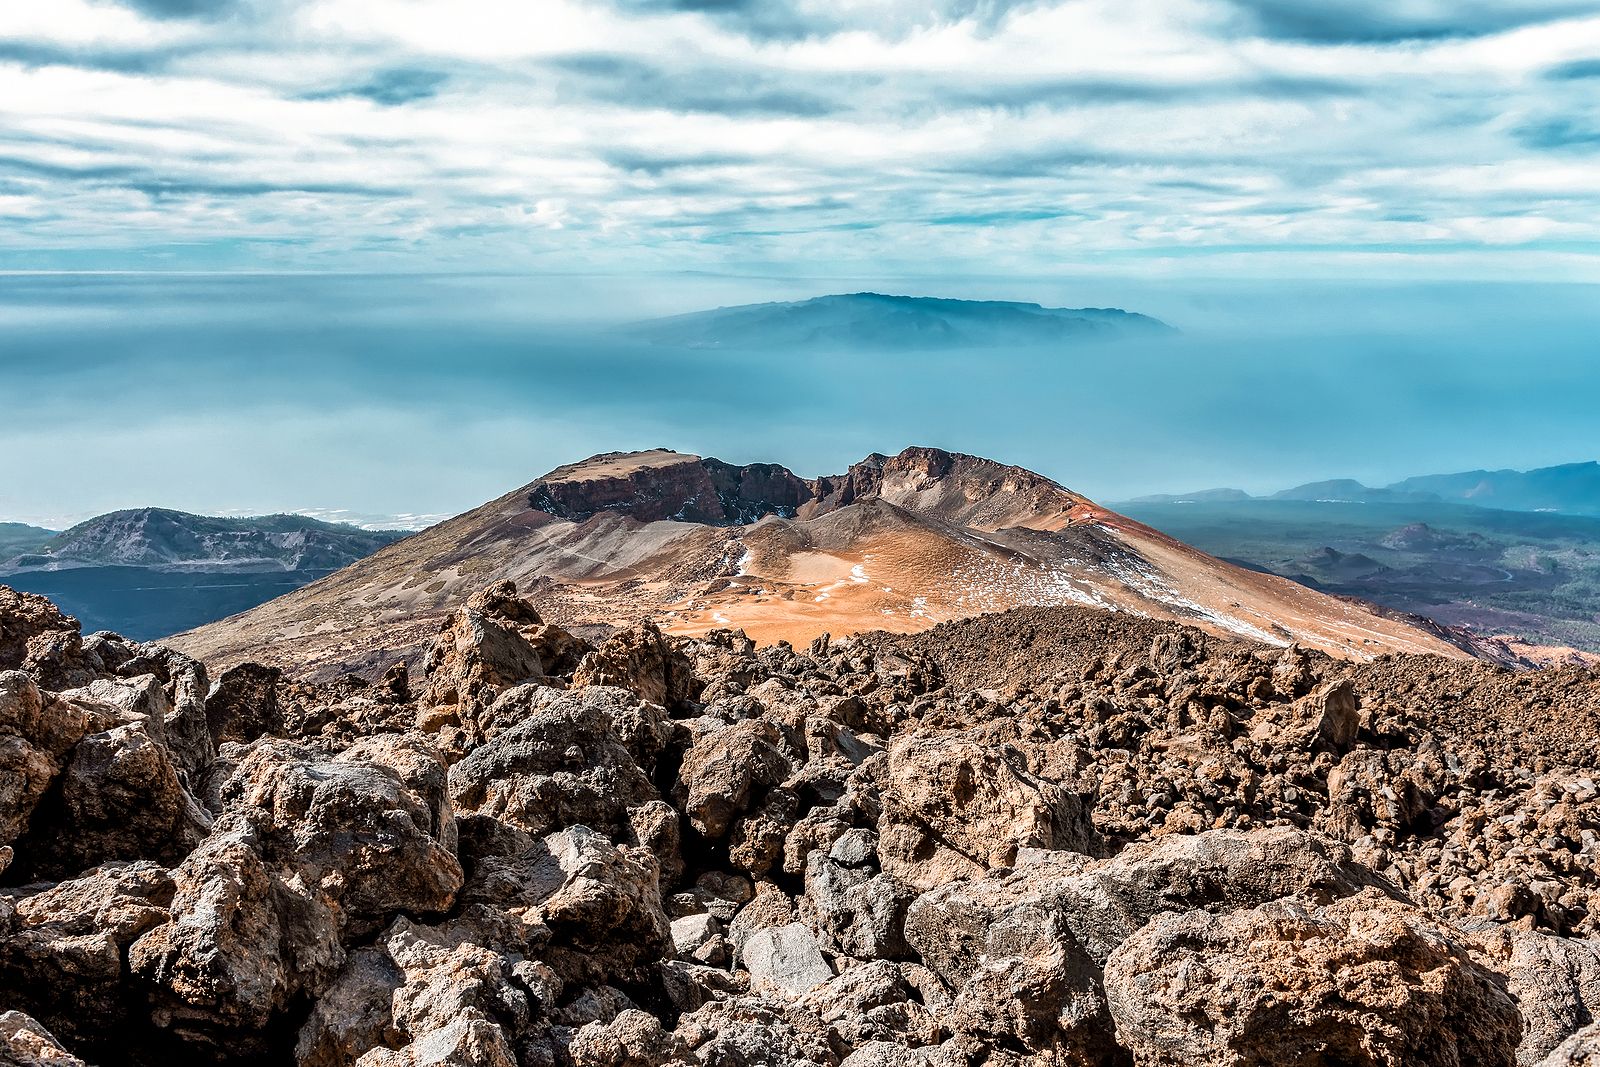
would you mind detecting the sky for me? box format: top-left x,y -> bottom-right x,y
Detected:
2,0 -> 1600,277
1,1 -> 1598,528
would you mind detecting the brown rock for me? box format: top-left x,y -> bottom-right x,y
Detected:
878,729 -> 1099,891
573,622 -> 702,711
1104,888 -> 1522,1067
0,1011 -> 89,1067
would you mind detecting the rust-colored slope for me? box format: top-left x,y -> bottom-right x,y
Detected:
171,446 -> 1472,679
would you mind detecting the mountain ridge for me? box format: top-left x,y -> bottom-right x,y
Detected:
170,444 -> 1471,681
1126,458 -> 1600,515
1,507 -> 404,573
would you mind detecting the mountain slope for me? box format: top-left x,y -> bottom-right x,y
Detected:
3,508 -> 403,572
172,446 -> 1470,680
1389,460 -> 1600,514
628,293 -> 1172,349
0,522 -> 55,557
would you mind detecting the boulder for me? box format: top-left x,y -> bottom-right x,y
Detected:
804,833 -> 915,961
742,923 -> 834,995
0,863 -> 175,1055
130,740 -> 462,1050
1541,1025 -> 1600,1067
36,719 -> 213,875
0,588 -> 95,691
1464,924 -> 1600,1065
1104,888 -> 1522,1067
206,662 -> 285,744
0,672 -> 85,847
671,998 -> 837,1066
448,687 -> 665,840
675,718 -> 791,840
0,1011 -> 89,1067
421,581 -> 553,728
878,729 -> 1099,891
572,621 -> 702,711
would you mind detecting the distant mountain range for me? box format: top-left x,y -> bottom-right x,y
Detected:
1129,460 -> 1600,516
0,522 -> 55,557
627,292 -> 1173,349
0,509 -> 405,641
2,507 -> 403,572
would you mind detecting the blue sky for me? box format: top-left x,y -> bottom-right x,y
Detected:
1,0 -> 1599,278
1,2 -> 1598,528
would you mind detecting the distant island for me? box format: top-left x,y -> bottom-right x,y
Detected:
627,292 -> 1174,349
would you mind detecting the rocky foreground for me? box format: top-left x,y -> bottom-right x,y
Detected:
3,581 -> 1600,1066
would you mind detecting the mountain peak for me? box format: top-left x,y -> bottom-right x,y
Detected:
174,443 -> 1470,680
523,445 -> 1094,532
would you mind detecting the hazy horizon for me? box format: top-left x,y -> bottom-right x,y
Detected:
4,270 -> 1598,530
5,0 -> 1599,528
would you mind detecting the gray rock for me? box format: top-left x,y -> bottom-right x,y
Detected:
741,922 -> 833,995
1540,1024 -> 1600,1067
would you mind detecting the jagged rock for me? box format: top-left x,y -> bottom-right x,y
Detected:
671,998 -> 837,1066
448,687 -> 666,840
800,960 -> 949,1054
1464,924 -> 1600,1065
357,1017 -> 519,1067
0,1011 -> 89,1067
804,832 -> 915,960
456,821 -> 668,987
1541,1025 -> 1600,1067
0,862 -> 174,1055
877,728 -> 1099,891
742,923 -> 834,995
30,718 -> 213,875
901,848 -> 1113,1060
313,911 -> 541,1067
422,581 -> 559,732
0,588 -> 95,691
567,1008 -> 687,1067
0,671 -> 85,847
206,662 -> 284,744
1104,888 -> 1522,1067
1055,825 -> 1391,964
104,644 -> 214,783
572,621 -> 701,711
670,913 -> 727,965
675,718 -> 792,840
130,739 -> 462,1051
727,883 -> 799,956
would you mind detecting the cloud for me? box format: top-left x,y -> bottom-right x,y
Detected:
607,0 -> 1042,40
303,67 -> 449,105
547,53 -> 842,115
0,0 -> 1596,277
1224,0 -> 1589,43
1515,117 -> 1600,150
114,0 -> 245,19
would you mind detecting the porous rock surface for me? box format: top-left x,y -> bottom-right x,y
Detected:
3,584 -> 1600,1066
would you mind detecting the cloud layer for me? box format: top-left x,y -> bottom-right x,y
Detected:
1,0 -> 1597,275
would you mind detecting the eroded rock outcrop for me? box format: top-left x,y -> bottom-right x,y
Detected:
2,585 -> 1599,1067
